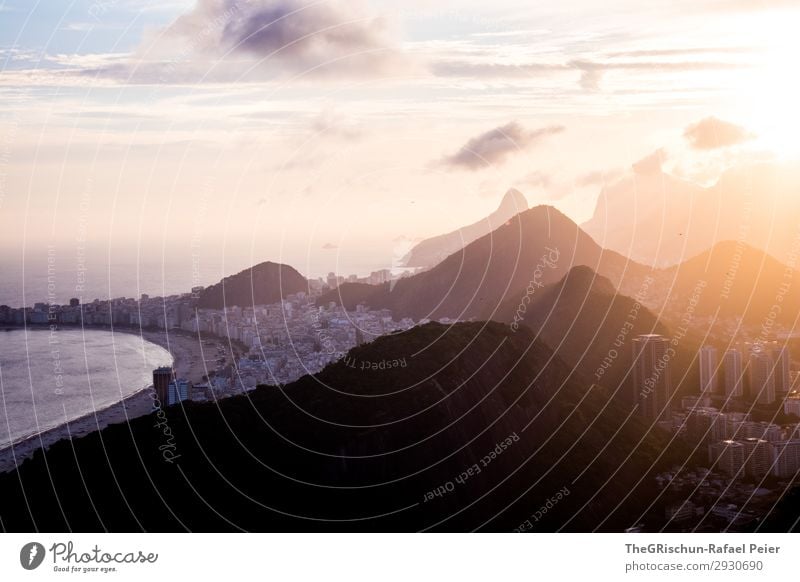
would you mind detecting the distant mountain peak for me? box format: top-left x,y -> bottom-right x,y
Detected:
499,188 -> 529,213
401,188 -> 530,269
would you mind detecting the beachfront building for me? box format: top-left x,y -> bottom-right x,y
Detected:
153,366 -> 174,404
167,379 -> 192,406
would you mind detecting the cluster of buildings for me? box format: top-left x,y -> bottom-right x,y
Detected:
0,276 -> 419,402
153,366 -> 192,407
708,438 -> 800,480
672,402 -> 800,479
0,292 -> 200,330
697,343 -> 793,405
325,269 -> 394,289
631,333 -> 800,481
631,335 -> 795,424
184,293 -> 416,388
655,465 -> 777,530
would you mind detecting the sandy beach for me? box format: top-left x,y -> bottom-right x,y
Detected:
135,328 -> 232,385
0,326 -> 238,474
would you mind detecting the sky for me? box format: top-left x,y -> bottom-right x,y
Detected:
1,0 -> 799,283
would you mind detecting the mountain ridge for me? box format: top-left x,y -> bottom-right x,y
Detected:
582,160 -> 800,268
402,188 -> 529,269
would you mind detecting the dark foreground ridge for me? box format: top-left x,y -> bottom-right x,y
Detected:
0,322 -> 691,532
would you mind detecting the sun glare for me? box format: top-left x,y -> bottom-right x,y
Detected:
742,11 -> 800,159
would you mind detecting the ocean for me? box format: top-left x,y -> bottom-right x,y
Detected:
0,243 -> 408,308
0,328 -> 173,449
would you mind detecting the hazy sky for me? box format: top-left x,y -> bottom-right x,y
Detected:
1,0 -> 799,278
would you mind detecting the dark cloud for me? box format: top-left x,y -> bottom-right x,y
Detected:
87,0 -> 405,82
632,148 -> 667,175
210,0 -> 385,65
683,116 -> 754,150
441,122 -> 565,171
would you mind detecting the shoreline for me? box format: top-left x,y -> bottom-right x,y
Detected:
0,386 -> 157,474
1,324 -> 226,384
0,325 -> 235,474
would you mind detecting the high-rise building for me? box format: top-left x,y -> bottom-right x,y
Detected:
749,350 -> 776,404
632,334 -> 672,421
326,272 -> 338,290
724,349 -> 744,398
770,344 -> 791,395
699,345 -> 718,396
167,379 -> 191,406
153,366 -> 174,404
741,437 -> 773,477
354,327 -> 366,346
684,407 -> 725,443
708,440 -> 745,476
772,440 -> 800,478
785,392 -> 800,418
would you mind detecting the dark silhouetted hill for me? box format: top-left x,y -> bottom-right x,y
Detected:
494,265 -> 669,396
321,205 -> 650,322
0,322 -> 685,532
198,262 -> 307,309
644,240 -> 800,326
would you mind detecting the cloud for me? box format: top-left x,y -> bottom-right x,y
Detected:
515,171 -> 578,200
578,68 -> 603,91
83,0 -> 407,83
570,58 -> 747,91
517,171 -> 552,189
683,116 -> 755,150
681,0 -> 800,13
431,56 -> 748,92
440,122 -> 565,171
430,60 -> 564,78
632,148 -> 667,175
605,46 -> 754,58
322,242 -> 338,250
174,0 -> 398,71
310,110 -> 362,141
575,169 -> 624,187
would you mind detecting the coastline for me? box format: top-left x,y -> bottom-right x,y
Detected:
131,328 -> 217,385
0,326 -> 224,474
0,386 -> 157,474
1,324 -> 217,381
